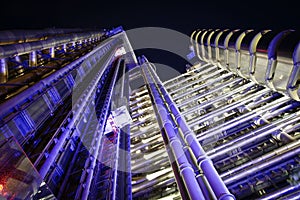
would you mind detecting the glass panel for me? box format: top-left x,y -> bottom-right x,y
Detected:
0,137 -> 54,200
26,97 -> 50,127
54,80 -> 70,100
12,114 -> 32,137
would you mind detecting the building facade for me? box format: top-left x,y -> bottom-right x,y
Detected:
0,27 -> 299,200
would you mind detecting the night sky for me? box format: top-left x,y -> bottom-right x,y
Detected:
1,0 -> 299,79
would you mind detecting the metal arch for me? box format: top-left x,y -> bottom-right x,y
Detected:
190,29 -> 198,47
265,29 -> 295,91
267,29 -> 295,60
206,29 -> 220,63
214,29 -> 230,69
199,29 -> 211,62
249,30 -> 271,55
190,29 -> 201,59
223,29 -> 240,70
224,29 -> 240,48
235,29 -> 254,51
249,30 -> 272,84
195,29 -> 205,60
235,29 -> 254,78
287,41 -> 300,101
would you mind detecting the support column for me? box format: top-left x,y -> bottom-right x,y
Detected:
63,43 -> 67,52
0,58 -> 8,83
29,51 -> 37,67
49,47 -> 55,58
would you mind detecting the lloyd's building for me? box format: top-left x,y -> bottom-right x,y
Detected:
0,26 -> 299,200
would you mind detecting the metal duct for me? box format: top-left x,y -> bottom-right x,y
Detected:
190,28 -> 300,101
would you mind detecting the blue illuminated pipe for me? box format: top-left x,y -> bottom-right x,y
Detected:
0,38 -> 118,120
38,44 -> 118,179
147,64 -> 235,200
143,60 -> 234,200
196,174 -> 217,200
81,58 -> 121,200
140,64 -> 205,200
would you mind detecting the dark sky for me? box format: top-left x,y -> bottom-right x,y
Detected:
1,1 -> 298,33
1,0 -> 299,79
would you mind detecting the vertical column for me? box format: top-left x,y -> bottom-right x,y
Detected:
29,51 -> 37,67
63,43 -> 67,52
0,58 -> 8,83
49,47 -> 55,58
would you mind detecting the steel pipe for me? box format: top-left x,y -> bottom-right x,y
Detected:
187,87 -> 270,127
145,60 -> 235,200
207,111 -> 300,159
163,63 -> 202,86
287,42 -> 300,100
220,139 -> 300,180
173,72 -> 234,101
171,68 -> 227,98
168,63 -> 217,92
181,81 -> 257,116
177,76 -> 242,108
223,145 -> 300,185
165,63 -> 212,89
140,62 -> 206,200
196,96 -> 290,142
